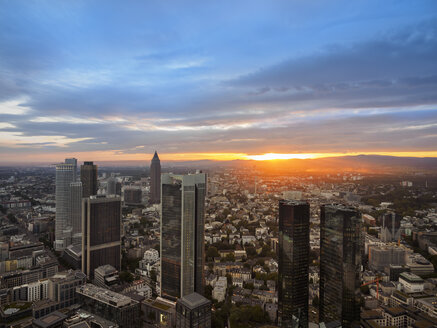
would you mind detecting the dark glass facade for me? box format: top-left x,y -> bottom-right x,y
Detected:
278,200 -> 310,328
176,292 -> 211,328
150,151 -> 161,204
319,204 -> 362,328
80,161 -> 98,198
161,181 -> 182,300
82,196 -> 121,279
161,174 -> 206,300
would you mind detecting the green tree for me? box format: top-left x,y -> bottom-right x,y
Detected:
312,295 -> 319,307
150,268 -> 157,283
206,246 -> 220,260
120,271 -> 134,283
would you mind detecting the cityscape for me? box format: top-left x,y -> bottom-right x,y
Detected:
1,1 -> 437,328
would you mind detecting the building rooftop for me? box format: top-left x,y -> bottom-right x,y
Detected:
95,264 -> 117,276
178,292 -> 210,310
33,311 -> 67,328
76,284 -> 133,308
279,199 -> 308,206
399,272 -> 424,283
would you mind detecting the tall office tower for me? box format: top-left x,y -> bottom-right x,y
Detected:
82,196 -> 121,279
107,177 -> 117,195
70,181 -> 82,244
175,292 -> 211,328
65,158 -> 77,181
81,161 -> 98,198
55,163 -> 75,251
320,204 -> 362,328
150,151 -> 161,204
381,212 -> 402,242
278,200 -> 310,328
160,173 -> 206,300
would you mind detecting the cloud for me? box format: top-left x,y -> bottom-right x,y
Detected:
0,97 -> 32,115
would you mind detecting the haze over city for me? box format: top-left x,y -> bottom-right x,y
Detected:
1,1 -> 437,164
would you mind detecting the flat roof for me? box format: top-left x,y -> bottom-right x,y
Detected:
178,292 -> 210,310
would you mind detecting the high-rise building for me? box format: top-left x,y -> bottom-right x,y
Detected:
55,163 -> 75,251
160,173 -> 206,300
80,161 -> 98,198
319,204 -> 362,328
381,212 -> 402,242
278,200 -> 310,328
82,196 -> 121,279
150,151 -> 161,204
70,181 -> 82,244
65,158 -> 77,181
107,177 -> 118,195
175,292 -> 211,328
124,187 -> 142,205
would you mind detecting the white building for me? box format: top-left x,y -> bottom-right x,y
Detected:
212,277 -> 227,302
399,272 -> 424,293
142,248 -> 159,263
27,279 -> 49,302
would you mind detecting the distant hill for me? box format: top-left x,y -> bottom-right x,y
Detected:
2,155 -> 437,173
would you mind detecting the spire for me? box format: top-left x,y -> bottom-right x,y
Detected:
152,151 -> 160,161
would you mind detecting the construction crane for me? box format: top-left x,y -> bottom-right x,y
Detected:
361,276 -> 383,299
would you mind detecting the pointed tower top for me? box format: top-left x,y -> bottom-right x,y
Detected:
152,151 -> 160,161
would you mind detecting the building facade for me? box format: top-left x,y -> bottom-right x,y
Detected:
381,212 -> 402,242
70,181 -> 82,244
175,292 -> 211,328
278,200 -> 310,328
80,161 -> 98,198
82,196 -> 122,279
55,163 -> 75,251
160,173 -> 206,300
76,284 -> 140,328
150,151 -> 161,204
319,204 -> 362,328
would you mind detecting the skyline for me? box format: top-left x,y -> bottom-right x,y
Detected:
1,1 -> 437,162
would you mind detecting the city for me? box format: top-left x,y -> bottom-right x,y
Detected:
1,154 -> 437,327
1,1 -> 437,327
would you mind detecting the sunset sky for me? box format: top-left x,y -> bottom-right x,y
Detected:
1,1 -> 437,163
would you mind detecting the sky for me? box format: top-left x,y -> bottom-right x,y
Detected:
1,0 -> 437,163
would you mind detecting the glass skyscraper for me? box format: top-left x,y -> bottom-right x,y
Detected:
319,204 -> 362,328
82,196 -> 122,279
160,173 -> 206,300
55,163 -> 75,251
80,161 -> 98,198
278,200 -> 310,328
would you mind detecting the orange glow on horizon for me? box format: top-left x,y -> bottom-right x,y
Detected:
1,150 -> 437,163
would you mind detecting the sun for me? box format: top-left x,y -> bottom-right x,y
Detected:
245,153 -> 318,161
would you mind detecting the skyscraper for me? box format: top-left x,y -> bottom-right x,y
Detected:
160,173 -> 206,300
65,158 -> 77,181
319,204 -> 362,328
150,151 -> 161,204
82,196 -> 122,279
81,161 -> 98,198
55,163 -> 75,251
278,200 -> 310,328
70,181 -> 82,245
381,212 -> 402,242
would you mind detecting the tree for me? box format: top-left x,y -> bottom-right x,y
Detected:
120,271 -> 134,283
312,295 -> 319,307
204,285 -> 213,300
225,253 -> 235,262
150,268 -> 157,283
7,213 -> 17,224
206,246 -> 220,260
